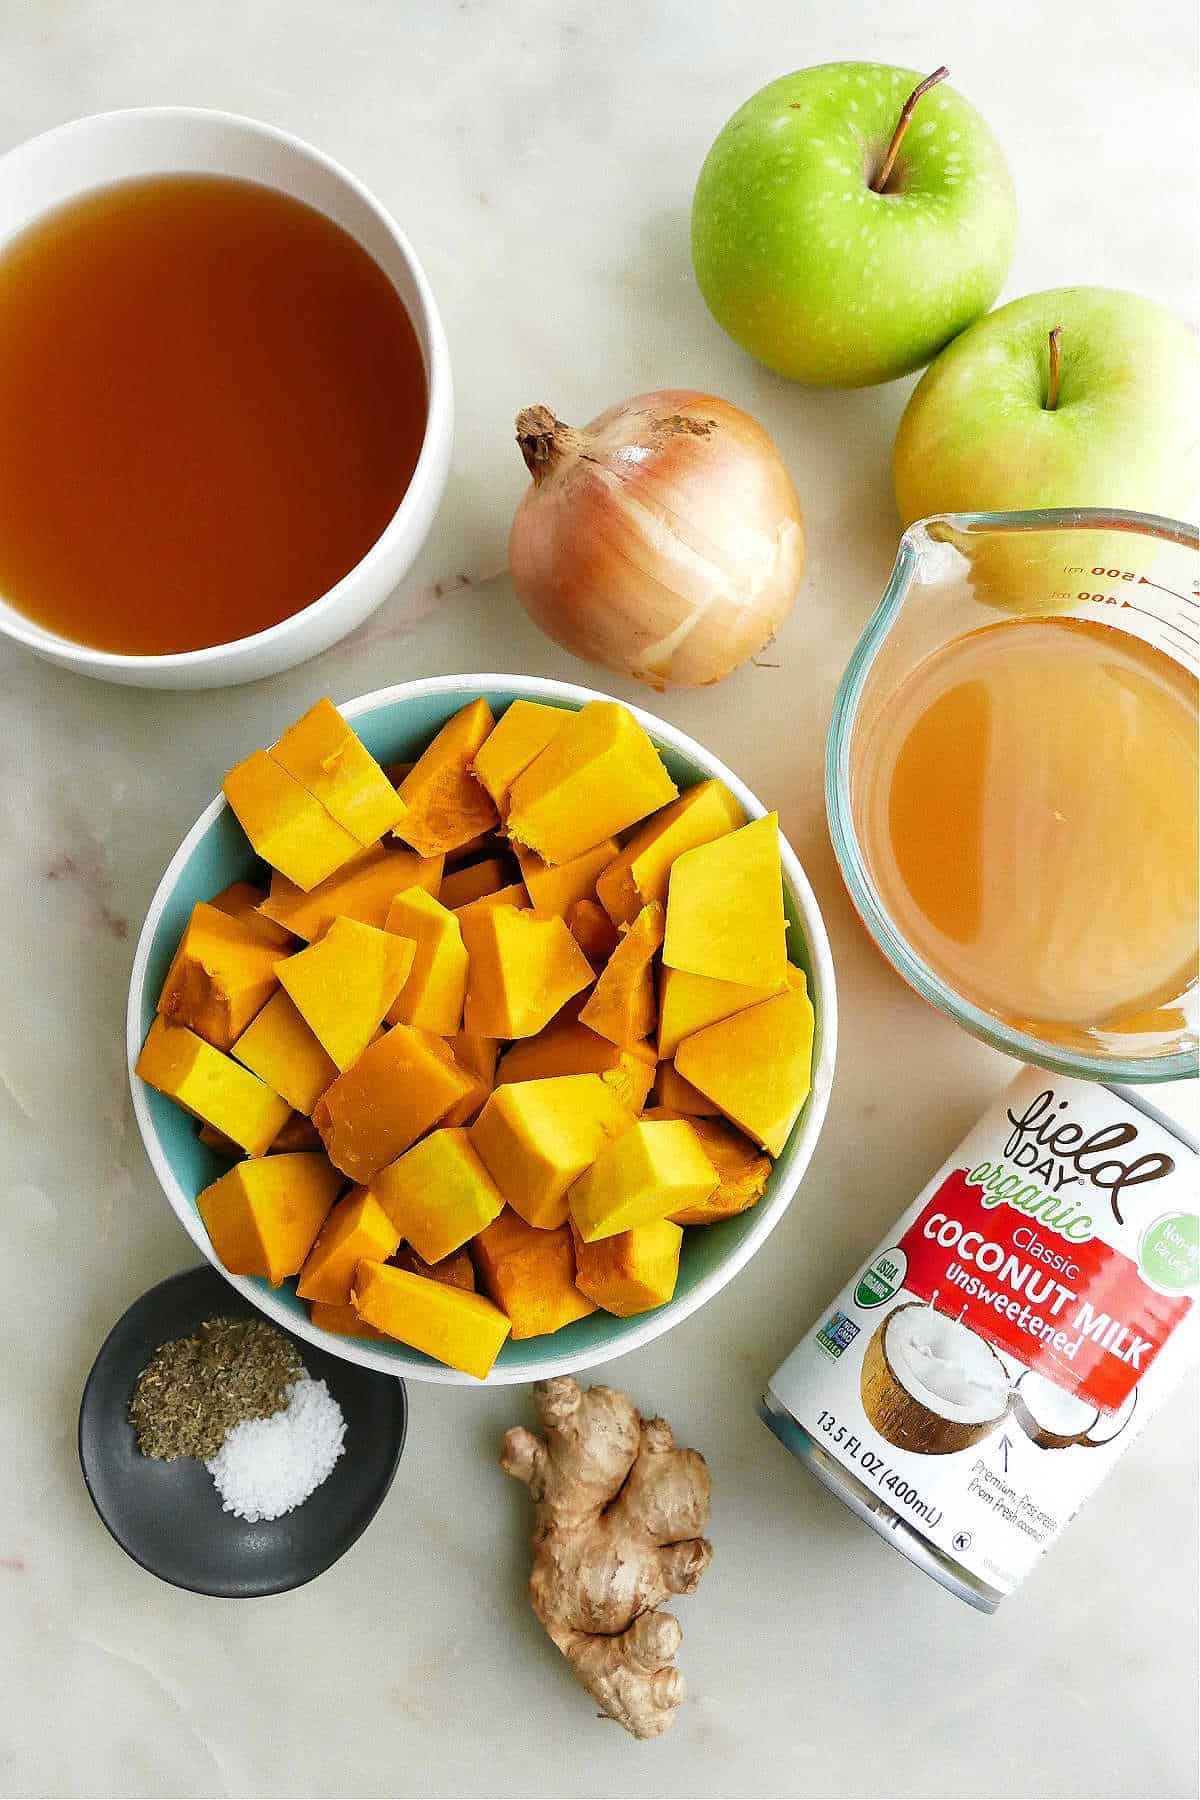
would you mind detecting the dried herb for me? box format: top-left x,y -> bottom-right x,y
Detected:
129,1316 -> 302,1460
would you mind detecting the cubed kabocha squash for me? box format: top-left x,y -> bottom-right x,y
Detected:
208,880 -> 294,950
231,989 -> 339,1115
496,1021 -> 657,1113
566,898 -> 620,967
663,812 -> 788,989
270,697 -> 407,847
276,916 -> 415,1072
652,1061 -> 720,1116
470,1073 -> 633,1229
449,1030 -> 499,1094
223,750 -> 362,891
471,699 -> 568,814
307,1300 -> 388,1340
257,842 -> 443,941
396,699 -> 500,856
137,1017 -> 291,1155
438,857 -> 510,911
643,1108 -> 772,1224
388,1242 -> 477,1292
384,887 -> 469,1034
370,1127 -> 504,1263
674,972 -> 814,1156
577,902 -> 664,1050
462,904 -> 594,1040
312,1025 -> 476,1183
568,1119 -> 718,1243
571,1217 -> 683,1317
196,1152 -> 342,1286
657,964 -> 783,1060
512,838 -> 619,919
296,1185 -> 402,1304
413,1031 -> 490,1126
351,1261 -> 511,1379
506,702 -> 677,866
596,778 -> 746,926
472,1210 -> 595,1339
156,901 -> 283,1051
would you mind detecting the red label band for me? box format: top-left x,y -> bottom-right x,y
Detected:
897,1171 -> 1191,1411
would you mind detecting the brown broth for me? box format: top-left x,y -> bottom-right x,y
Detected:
0,174 -> 427,654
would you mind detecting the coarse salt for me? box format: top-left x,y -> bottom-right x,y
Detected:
206,1375 -> 345,1522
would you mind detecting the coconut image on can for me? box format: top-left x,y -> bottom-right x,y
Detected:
860,1302 -> 1012,1455
1011,1372 -> 1139,1451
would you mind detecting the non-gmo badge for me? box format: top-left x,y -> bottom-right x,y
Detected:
855,1247 -> 907,1308
1139,1213 -> 1199,1294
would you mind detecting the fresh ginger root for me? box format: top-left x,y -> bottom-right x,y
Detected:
501,1376 -> 712,1739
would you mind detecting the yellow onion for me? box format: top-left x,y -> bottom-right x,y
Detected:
508,390 -> 806,688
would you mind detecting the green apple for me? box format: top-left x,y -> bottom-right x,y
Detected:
893,286 -> 1200,523
691,62 -> 1016,386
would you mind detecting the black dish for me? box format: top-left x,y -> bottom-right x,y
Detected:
79,1264 -> 407,1597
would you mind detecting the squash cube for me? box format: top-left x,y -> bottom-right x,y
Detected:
371,1128 -> 504,1263
663,813 -> 788,988
257,842 -> 443,941
269,1111 -> 324,1152
223,749 -> 362,891
277,916 -> 415,1072
513,838 -> 619,918
137,1017 -> 291,1155
643,1109 -> 772,1223
473,1210 -> 595,1339
296,1184 -> 401,1303
471,699 -> 568,812
572,1217 -> 683,1317
569,1119 -> 718,1243
351,1261 -> 511,1379
384,888 -> 468,1033
270,697 -> 407,847
308,1301 -> 388,1340
675,976 -> 815,1155
566,898 -> 620,966
439,857 -> 510,910
209,880 -> 294,949
412,1031 -> 490,1127
312,1025 -> 475,1182
196,1152 -> 342,1286
452,881 -> 530,929
231,989 -> 339,1114
449,1030 -> 499,1093
496,1022 -> 657,1113
657,964 -> 782,1060
397,699 -> 500,856
597,779 -> 746,926
652,1061 -> 720,1116
389,1243 -> 477,1292
463,904 -> 594,1039
470,1074 -> 633,1229
156,902 -> 283,1051
578,902 -> 664,1049
506,702 -> 678,866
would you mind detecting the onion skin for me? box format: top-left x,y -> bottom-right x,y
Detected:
508,390 -> 806,688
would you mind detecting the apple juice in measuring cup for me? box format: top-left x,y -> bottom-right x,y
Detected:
760,1068 -> 1198,1610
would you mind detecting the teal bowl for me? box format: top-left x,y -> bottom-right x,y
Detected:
127,675 -> 838,1384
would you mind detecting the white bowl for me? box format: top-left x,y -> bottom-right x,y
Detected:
128,675 -> 839,1383
0,108 -> 452,688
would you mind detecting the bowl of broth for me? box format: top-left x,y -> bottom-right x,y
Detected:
828,508 -> 1199,1082
0,108 -> 452,687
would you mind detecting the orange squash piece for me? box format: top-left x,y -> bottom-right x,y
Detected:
397,699 -> 500,856
473,1210 -> 595,1339
258,842 -> 443,941
196,1152 -> 342,1286
597,778 -> 745,926
577,902 -> 664,1049
312,1025 -> 476,1183
297,1185 -> 402,1304
463,904 -> 594,1040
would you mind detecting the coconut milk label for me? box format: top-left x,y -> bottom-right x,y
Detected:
766,1069 -> 1198,1599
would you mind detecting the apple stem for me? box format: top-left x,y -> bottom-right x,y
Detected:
871,65 -> 951,193
1045,326 -> 1063,411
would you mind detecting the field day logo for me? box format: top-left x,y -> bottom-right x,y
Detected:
963,1087 -> 1176,1242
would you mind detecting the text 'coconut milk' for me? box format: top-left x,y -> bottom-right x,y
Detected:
761,1067 -> 1198,1610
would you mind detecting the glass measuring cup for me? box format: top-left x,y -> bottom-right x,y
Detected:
827,507 -> 1199,1083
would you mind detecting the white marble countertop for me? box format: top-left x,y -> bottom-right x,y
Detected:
2,3 -> 1197,1796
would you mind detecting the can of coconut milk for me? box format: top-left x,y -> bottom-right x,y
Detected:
760,1067 -> 1199,1610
